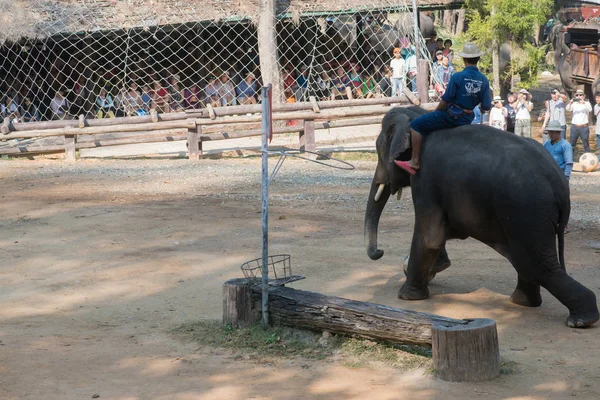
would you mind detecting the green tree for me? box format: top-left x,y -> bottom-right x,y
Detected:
464,0 -> 553,92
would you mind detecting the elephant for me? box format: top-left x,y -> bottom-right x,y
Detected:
364,107 -> 599,328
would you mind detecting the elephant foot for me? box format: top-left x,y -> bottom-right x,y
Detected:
398,283 -> 429,300
566,311 -> 599,328
510,288 -> 542,307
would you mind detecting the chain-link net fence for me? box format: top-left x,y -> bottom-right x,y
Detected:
0,0 -> 448,123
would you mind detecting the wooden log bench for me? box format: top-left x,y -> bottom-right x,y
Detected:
223,278 -> 500,382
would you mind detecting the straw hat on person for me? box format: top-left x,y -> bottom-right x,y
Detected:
457,42 -> 485,58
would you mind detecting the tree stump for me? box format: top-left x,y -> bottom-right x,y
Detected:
432,318 -> 500,382
223,278 -> 257,328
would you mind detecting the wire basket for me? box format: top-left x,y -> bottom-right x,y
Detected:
241,254 -> 292,281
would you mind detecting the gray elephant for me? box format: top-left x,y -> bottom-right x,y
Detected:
364,107 -> 599,328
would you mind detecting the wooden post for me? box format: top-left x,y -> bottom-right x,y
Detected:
223,278 -> 257,328
1,118 -> 10,135
150,109 -> 158,123
78,114 -> 85,128
299,119 -> 316,157
432,318 -> 500,382
187,125 -> 202,159
417,59 -> 430,105
64,134 -> 76,162
258,0 -> 283,103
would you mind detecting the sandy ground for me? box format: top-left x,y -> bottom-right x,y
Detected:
1,155 -> 600,400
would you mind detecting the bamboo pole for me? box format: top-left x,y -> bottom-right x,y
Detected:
3,120 -> 197,140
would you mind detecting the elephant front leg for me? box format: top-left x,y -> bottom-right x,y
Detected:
399,231 -> 442,300
511,275 -> 542,307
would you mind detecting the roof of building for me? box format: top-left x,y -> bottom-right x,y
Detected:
2,0 -> 463,43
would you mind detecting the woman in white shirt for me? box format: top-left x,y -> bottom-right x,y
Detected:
489,96 -> 507,130
513,89 -> 533,138
566,89 -> 593,152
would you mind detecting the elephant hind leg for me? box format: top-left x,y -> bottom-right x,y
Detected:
509,241 -> 599,328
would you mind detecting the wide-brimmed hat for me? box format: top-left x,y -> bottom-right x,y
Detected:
519,88 -> 532,100
575,89 -> 585,96
493,95 -> 503,103
545,120 -> 563,132
457,42 -> 485,58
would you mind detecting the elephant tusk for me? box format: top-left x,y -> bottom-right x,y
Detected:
374,184 -> 385,202
397,188 -> 402,201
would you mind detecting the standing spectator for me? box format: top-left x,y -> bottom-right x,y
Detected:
96,88 -> 115,118
566,88 -> 593,153
505,92 -> 517,133
542,88 -> 568,142
390,48 -> 406,97
237,72 -> 258,105
426,31 -> 438,58
443,39 -> 454,65
434,56 -> 454,97
594,93 -> 600,156
294,66 -> 309,102
489,96 -> 507,130
1,95 -> 20,120
217,72 -> 236,106
543,120 -> 573,181
513,89 -> 533,138
50,89 -> 70,120
184,83 -> 202,109
430,50 -> 443,89
405,46 -> 417,93
20,97 -> 40,122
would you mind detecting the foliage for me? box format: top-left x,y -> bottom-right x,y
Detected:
463,0 -> 553,89
172,320 -> 432,370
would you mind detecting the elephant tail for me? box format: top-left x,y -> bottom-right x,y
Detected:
558,227 -> 566,271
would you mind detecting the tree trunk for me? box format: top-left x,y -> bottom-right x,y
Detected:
491,7 -> 500,95
455,9 -> 465,34
432,318 -> 500,381
443,10 -> 454,31
258,0 -> 284,103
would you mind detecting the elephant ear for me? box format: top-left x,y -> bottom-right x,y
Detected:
388,113 -> 411,162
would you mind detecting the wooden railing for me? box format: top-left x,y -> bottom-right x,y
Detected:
0,94 -> 437,161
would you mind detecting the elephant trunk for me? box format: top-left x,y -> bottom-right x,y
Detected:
365,179 -> 392,260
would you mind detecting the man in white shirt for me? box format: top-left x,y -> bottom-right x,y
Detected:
514,88 -> 533,138
566,89 -> 593,153
542,88 -> 568,142
594,93 -> 600,156
390,47 -> 406,97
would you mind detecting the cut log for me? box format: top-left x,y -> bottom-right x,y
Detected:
299,119 -> 316,156
432,318 -> 500,382
223,279 -> 467,346
223,278 -> 258,328
187,125 -> 202,159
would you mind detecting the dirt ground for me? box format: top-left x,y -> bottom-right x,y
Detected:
1,153 -> 600,400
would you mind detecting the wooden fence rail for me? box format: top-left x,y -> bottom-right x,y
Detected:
1,98 -> 437,161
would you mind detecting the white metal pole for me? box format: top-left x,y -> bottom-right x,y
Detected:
260,84 -> 272,329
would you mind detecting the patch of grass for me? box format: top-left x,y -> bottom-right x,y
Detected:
172,320 -> 432,371
500,359 -> 518,375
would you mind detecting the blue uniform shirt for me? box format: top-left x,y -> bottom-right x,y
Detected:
442,65 -> 492,113
543,138 -> 573,179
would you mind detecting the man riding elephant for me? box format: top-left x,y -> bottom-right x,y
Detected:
395,42 -> 492,175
